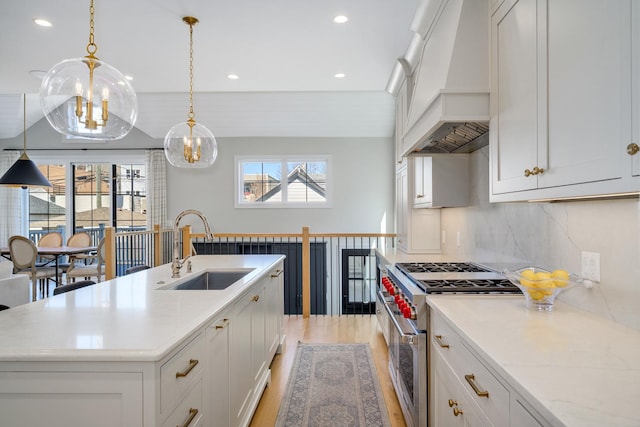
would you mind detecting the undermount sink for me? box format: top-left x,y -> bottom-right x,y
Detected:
160,269 -> 255,291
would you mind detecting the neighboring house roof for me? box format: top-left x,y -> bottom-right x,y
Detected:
258,166 -> 326,202
29,195 -> 65,216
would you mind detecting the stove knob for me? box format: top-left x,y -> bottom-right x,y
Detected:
403,306 -> 412,318
398,300 -> 406,311
389,286 -> 395,296
395,294 -> 402,304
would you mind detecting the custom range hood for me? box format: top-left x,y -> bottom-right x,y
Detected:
387,0 -> 490,155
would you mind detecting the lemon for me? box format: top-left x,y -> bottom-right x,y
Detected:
527,289 -> 546,300
519,269 -> 536,287
551,269 -> 570,287
521,269 -> 536,279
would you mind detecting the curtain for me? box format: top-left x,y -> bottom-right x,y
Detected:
145,150 -> 168,230
0,151 -> 23,246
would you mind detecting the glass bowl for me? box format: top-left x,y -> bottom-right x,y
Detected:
503,267 -> 583,311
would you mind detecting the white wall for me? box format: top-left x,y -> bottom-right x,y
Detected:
440,147 -> 640,330
166,137 -> 396,234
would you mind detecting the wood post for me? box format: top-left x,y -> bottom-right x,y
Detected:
302,226 -> 310,318
153,224 -> 161,267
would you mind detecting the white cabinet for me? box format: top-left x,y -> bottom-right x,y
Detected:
265,266 -> 284,360
0,371 -> 143,427
206,314 -> 231,427
396,162 -> 441,254
431,310 -> 551,426
413,155 -> 469,208
490,0 -> 640,202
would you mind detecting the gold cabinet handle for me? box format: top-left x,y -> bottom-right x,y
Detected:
270,269 -> 284,278
453,407 -> 464,416
525,166 -> 545,177
464,374 -> 489,397
434,335 -> 450,349
178,408 -> 198,427
628,143 -> 639,156
215,318 -> 229,329
252,295 -> 260,302
448,399 -> 458,408
175,359 -> 199,378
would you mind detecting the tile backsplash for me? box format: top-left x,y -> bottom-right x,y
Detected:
440,146 -> 640,330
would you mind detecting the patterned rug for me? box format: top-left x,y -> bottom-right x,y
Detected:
275,343 -> 391,427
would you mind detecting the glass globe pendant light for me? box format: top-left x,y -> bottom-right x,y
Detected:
164,17 -> 217,168
39,0 -> 137,140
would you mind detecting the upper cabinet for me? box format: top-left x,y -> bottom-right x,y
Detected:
490,0 -> 640,202
413,155 -> 469,208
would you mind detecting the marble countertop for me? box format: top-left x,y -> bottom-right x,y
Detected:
427,295 -> 640,427
0,255 -> 284,362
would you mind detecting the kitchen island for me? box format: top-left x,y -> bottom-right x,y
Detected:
428,295 -> 640,427
0,254 -> 285,427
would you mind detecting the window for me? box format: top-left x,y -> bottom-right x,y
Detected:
28,157 -> 147,243
236,156 -> 330,208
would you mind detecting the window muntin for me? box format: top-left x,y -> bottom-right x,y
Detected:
236,156 -> 330,208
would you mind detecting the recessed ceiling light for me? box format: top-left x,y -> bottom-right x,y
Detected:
333,15 -> 348,24
33,18 -> 52,27
227,74 -> 239,80
334,73 -> 346,79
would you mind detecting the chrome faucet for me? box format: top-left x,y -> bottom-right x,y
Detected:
172,209 -> 214,278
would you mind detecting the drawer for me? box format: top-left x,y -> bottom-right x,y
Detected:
432,313 -> 509,426
161,333 -> 204,413
162,379 -> 203,427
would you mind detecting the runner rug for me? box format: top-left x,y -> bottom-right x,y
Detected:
275,342 -> 391,427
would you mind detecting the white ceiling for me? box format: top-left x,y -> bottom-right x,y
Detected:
0,0 -> 419,141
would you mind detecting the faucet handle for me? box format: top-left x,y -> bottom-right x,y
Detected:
186,260 -> 192,273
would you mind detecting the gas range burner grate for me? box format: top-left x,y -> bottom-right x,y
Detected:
397,262 -> 491,274
418,279 -> 522,294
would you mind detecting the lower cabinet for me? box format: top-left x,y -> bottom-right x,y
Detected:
206,313 -> 231,427
431,310 -> 551,426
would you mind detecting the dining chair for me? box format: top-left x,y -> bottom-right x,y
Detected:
59,232 -> 93,273
65,238 -> 105,283
36,231 -> 63,266
8,236 -> 58,301
52,280 -> 96,296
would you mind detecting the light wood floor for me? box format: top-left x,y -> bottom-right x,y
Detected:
249,315 -> 407,427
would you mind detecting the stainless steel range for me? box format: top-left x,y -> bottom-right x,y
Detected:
378,261 -> 520,427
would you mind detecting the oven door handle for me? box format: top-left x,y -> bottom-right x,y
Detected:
383,301 -> 425,344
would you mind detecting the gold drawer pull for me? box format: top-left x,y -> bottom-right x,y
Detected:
628,143 -> 639,156
434,335 -> 450,349
453,407 -> 464,416
252,294 -> 260,302
270,269 -> 284,277
215,318 -> 229,329
448,399 -> 457,408
178,408 -> 198,427
175,359 -> 199,378
464,374 -> 489,398
524,166 -> 545,177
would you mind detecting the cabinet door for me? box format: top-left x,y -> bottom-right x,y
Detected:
490,0 -> 545,195
396,167 -> 408,251
229,295 -> 253,427
0,372 -> 143,427
540,0 -> 631,188
207,315 -> 230,427
632,2 -> 640,177
433,366 -> 465,427
265,265 -> 284,360
251,282 -> 267,386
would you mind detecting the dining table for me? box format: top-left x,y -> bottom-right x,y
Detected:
0,245 -> 98,295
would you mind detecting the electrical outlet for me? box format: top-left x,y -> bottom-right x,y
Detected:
441,230 -> 446,245
581,251 -> 601,282
456,231 -> 461,248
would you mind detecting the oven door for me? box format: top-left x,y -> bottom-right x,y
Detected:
385,303 -> 427,427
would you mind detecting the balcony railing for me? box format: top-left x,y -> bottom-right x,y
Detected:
102,226 -> 395,317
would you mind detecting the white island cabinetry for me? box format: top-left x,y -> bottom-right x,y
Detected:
0,255 -> 285,427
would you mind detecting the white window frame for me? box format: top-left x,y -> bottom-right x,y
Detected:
234,155 -> 332,208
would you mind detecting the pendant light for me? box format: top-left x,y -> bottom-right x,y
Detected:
0,94 -> 52,189
164,17 -> 218,168
39,0 -> 137,140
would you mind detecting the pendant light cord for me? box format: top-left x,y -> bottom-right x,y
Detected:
22,93 -> 27,153
86,0 -> 98,56
188,20 -> 195,121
